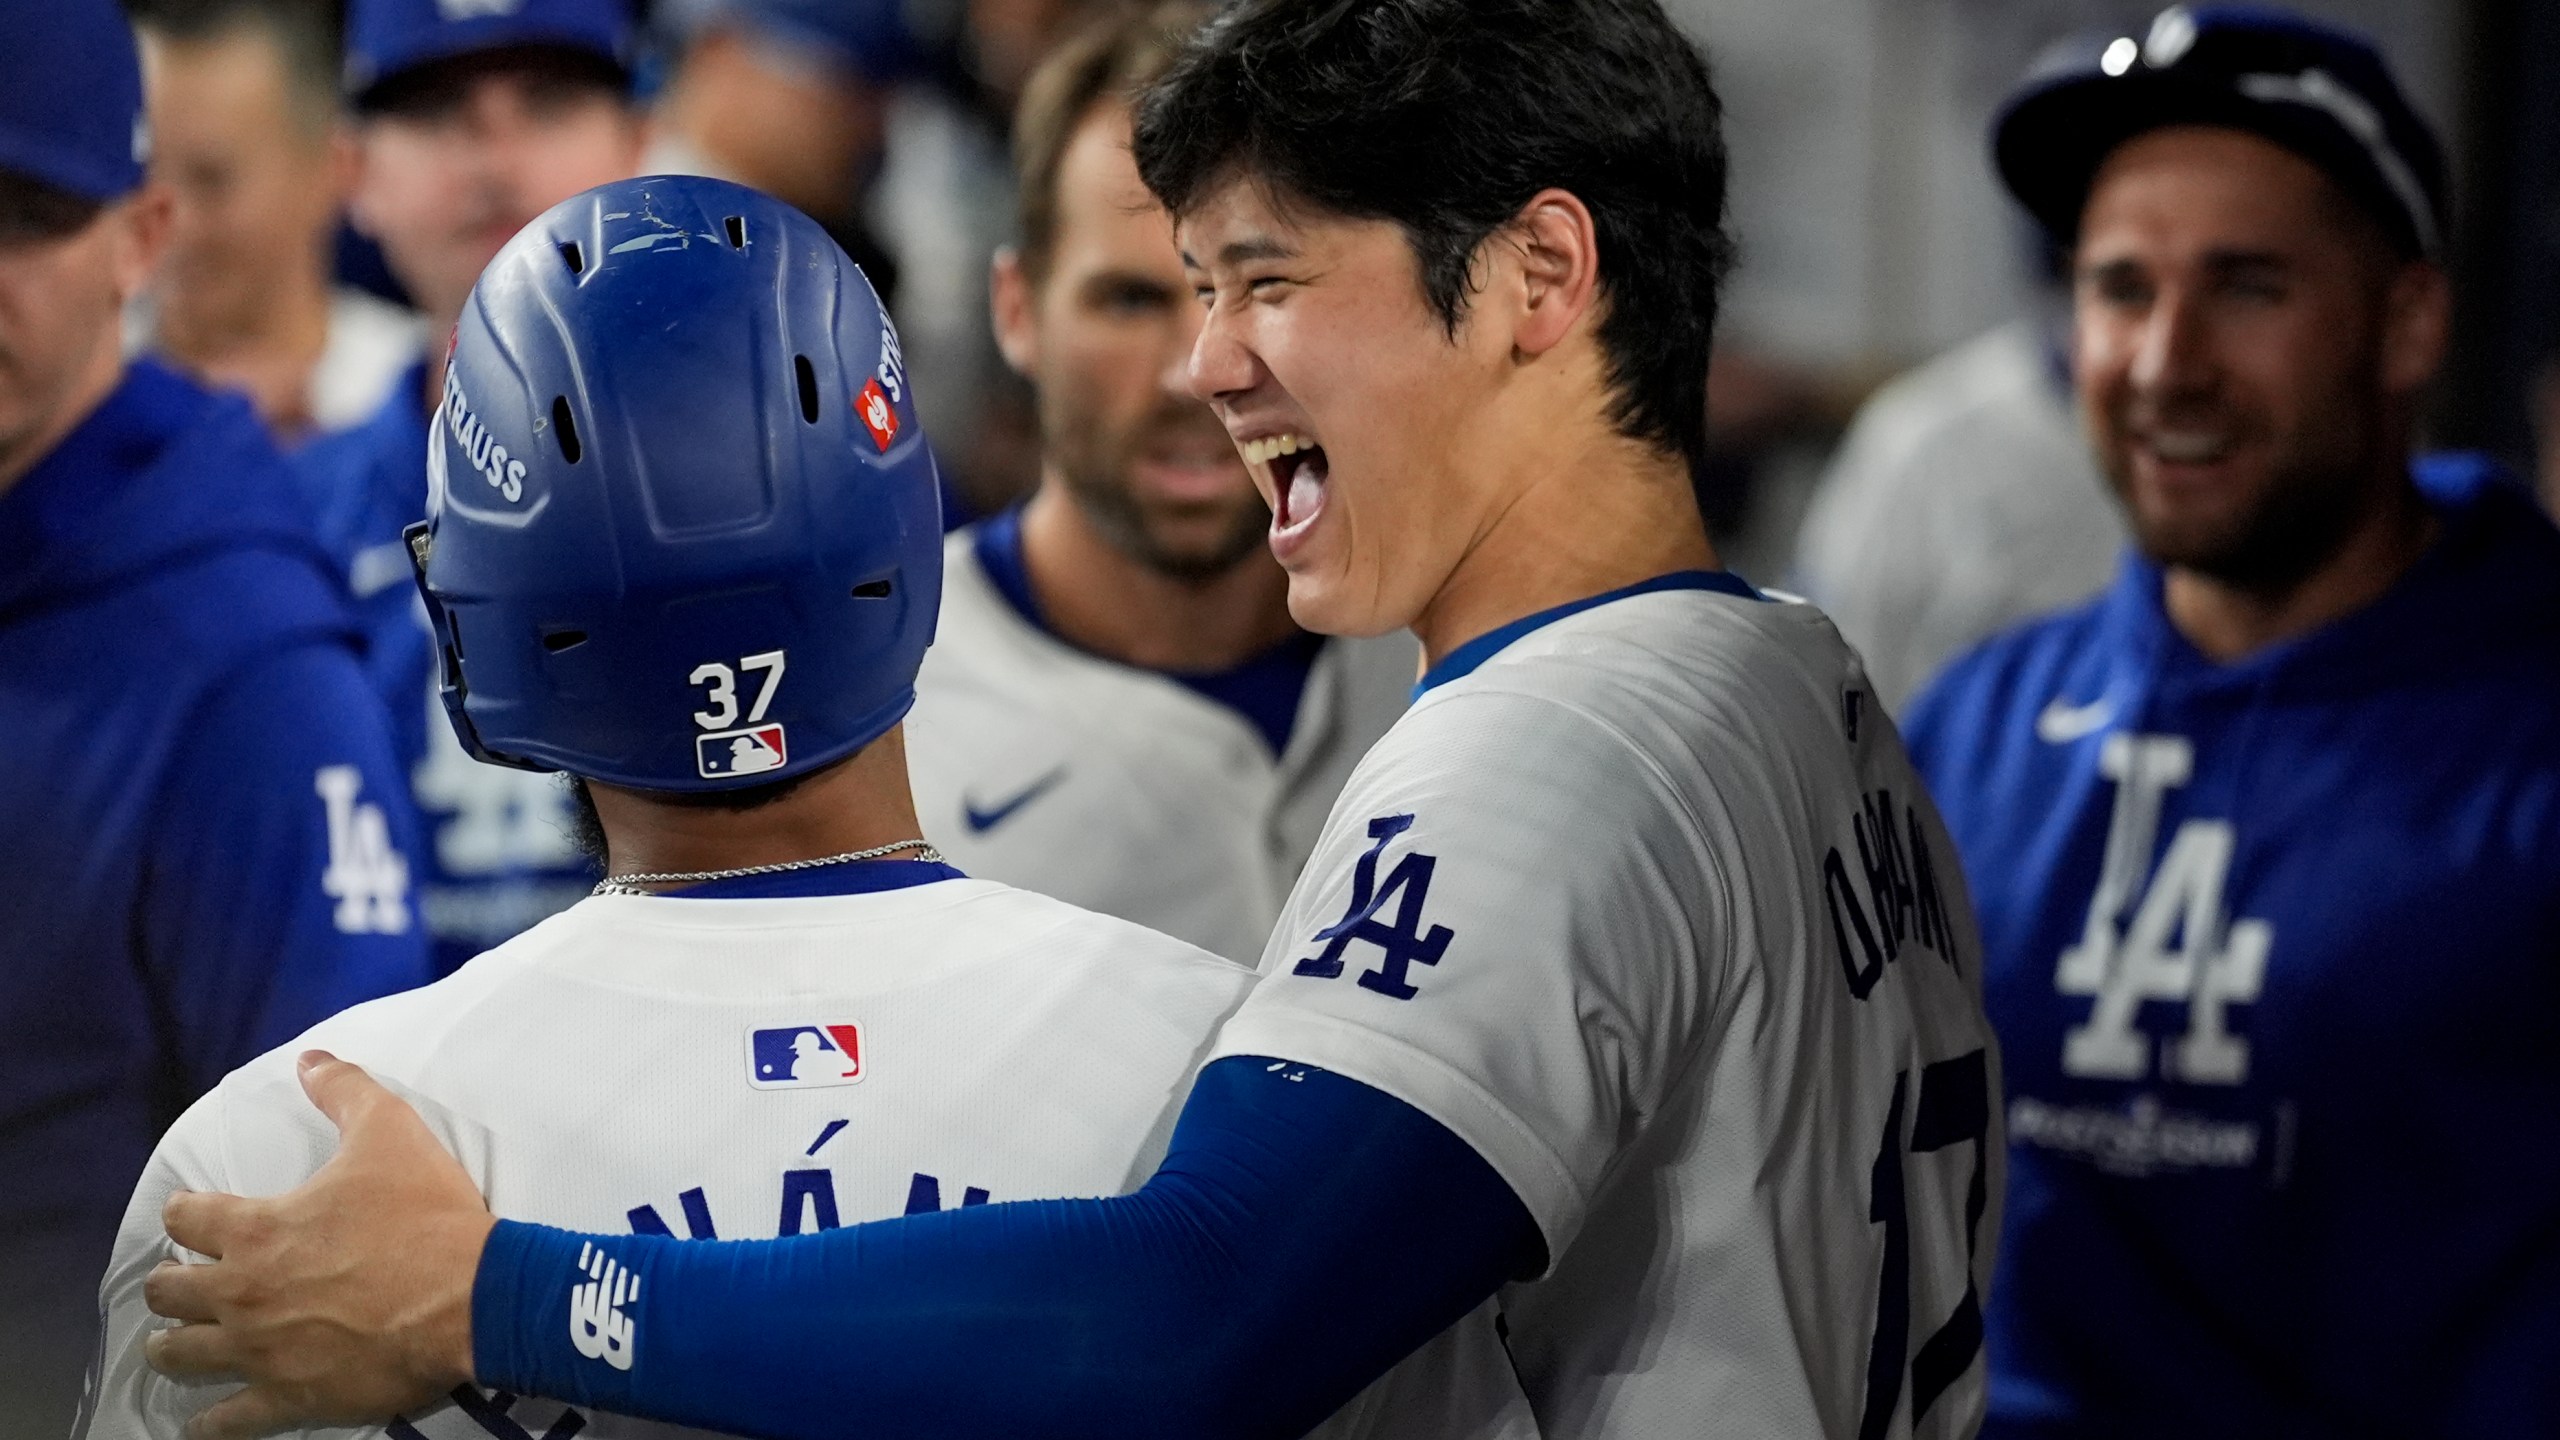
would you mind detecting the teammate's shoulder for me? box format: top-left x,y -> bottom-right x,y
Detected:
953,880 -> 1253,980
918,523 -> 1059,677
1418,581 -> 1852,741
229,915 -> 568,1085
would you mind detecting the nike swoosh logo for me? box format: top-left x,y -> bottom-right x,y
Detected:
963,768 -> 1068,834
2036,696 -> 2116,744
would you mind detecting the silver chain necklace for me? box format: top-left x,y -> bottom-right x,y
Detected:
593,839 -> 945,897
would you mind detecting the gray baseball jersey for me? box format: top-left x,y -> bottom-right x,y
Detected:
905,528 -> 1416,961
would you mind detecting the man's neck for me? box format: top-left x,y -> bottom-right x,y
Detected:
1016,481 -> 1301,672
155,266 -> 333,428
2164,463 -> 2439,664
1411,426 -> 1716,669
587,727 -> 930,887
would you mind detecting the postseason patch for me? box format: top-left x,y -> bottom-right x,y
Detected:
698,723 -> 787,779
855,376 -> 899,452
748,1023 -> 865,1090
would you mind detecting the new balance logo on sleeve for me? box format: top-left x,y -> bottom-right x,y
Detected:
317,765 -> 411,935
568,1242 -> 637,1371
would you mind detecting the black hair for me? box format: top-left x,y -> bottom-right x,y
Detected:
1131,0 -> 1736,486
1012,0 -> 1212,285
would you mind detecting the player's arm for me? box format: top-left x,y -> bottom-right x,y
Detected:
485,1056 -> 1537,1437
139,642 -> 434,1091
148,1051 -> 1535,1440
148,691 -> 1691,1439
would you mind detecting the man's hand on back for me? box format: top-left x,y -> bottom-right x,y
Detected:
144,1051 -> 492,1439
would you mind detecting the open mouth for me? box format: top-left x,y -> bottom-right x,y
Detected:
2139,429 -> 2237,465
1240,432 -> 1329,533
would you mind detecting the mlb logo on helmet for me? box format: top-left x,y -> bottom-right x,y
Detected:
747,1023 -> 865,1089
856,377 -> 899,452
698,724 -> 788,779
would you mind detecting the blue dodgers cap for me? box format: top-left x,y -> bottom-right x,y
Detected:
1994,5 -> 2447,259
345,0 -> 635,108
0,0 -> 147,202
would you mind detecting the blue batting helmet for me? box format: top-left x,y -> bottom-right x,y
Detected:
406,174 -> 941,793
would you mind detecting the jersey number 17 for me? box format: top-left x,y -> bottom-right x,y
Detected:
1858,1046 -> 1990,1438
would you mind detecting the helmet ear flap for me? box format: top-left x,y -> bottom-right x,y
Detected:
406,520 -> 545,774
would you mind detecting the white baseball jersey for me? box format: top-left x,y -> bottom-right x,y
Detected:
1210,576 -> 2004,1437
82,875 -> 1532,1440
904,528 -> 1416,962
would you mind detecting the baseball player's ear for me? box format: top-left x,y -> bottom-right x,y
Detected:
113,183 -> 175,303
2378,259 -> 2450,397
990,245 -> 1041,380
1506,187 -> 1600,361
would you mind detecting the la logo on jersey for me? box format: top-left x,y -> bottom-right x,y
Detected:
316,765 -> 411,935
2058,733 -> 2272,1085
856,376 -> 899,451
698,724 -> 787,779
748,1023 -> 865,1089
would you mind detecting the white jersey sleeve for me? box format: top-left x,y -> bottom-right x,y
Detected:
1213,586 -> 2001,1438
1210,681 -> 1726,1256
85,1089 -> 226,1437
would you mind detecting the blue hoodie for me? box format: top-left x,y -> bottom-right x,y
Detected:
0,361 -> 431,1429
296,365 -> 594,977
1905,455 -> 2560,1438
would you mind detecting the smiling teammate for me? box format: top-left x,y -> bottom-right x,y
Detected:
905,2 -> 1413,961
1905,9 -> 2560,1435
298,0 -> 646,976
81,174 -> 1270,1440
144,4 -> 2002,1438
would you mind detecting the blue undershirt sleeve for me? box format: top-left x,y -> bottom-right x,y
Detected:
475,1056 -> 1540,1440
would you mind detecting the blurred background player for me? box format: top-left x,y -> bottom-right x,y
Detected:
299,0 -> 646,975
92,176 -> 1516,1440
1903,8 -> 2560,1434
138,4 -> 2002,1438
1790,214 -> 2122,711
648,0 -> 1116,519
127,0 -> 421,443
903,1 -> 1414,962
0,0 -> 428,1429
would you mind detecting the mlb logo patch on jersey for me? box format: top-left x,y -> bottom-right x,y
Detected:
698,724 -> 787,779
855,377 -> 899,452
748,1023 -> 864,1089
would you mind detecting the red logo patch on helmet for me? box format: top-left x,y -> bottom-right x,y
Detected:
855,377 -> 899,452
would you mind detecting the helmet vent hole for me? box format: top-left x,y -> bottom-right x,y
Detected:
851,579 -> 894,599
541,628 -> 589,653
794,354 -> 821,424
724,215 -> 747,249
558,241 -> 584,275
551,396 -> 582,462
